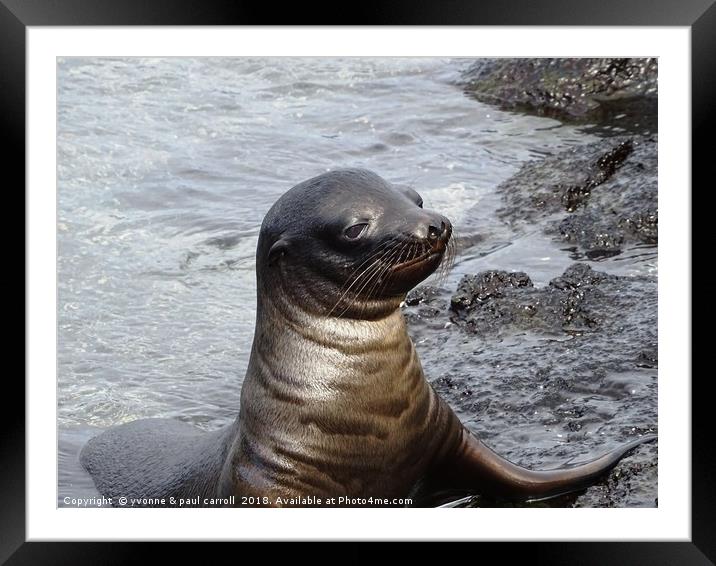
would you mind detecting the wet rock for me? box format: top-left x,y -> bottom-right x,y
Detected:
403,285 -> 448,323
549,262 -> 617,288
405,285 -> 444,307
495,136 -> 657,256
448,264 -> 624,336
451,270 -> 533,310
460,58 -> 657,133
572,443 -> 658,508
636,345 -> 658,369
405,262 -> 657,507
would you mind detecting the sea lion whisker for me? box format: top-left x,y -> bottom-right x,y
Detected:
356,263 -> 394,319
332,240 -> 404,318
345,237 -> 399,276
338,241 -> 406,319
326,239 -> 402,317
352,240 -> 411,318
329,238 -> 401,299
433,230 -> 458,287
368,241 -> 411,307
328,260 -> 387,318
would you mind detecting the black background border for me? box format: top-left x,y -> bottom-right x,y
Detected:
6,1 -> 708,564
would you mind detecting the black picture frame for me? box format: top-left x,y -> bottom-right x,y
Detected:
8,1 -> 707,564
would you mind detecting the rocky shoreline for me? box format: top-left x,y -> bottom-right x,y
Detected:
404,60 -> 659,507
459,58 -> 657,136
404,262 -> 658,507
494,135 -> 657,259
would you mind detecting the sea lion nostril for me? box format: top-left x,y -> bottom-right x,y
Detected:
428,224 -> 441,241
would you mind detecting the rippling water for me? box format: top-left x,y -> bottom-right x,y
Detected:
57,57 -> 656,504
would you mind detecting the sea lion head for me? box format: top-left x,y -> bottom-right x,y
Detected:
256,169 -> 452,319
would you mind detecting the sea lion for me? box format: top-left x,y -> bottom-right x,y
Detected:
80,168 -> 656,507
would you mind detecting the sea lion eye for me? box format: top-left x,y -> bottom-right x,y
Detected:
344,223 -> 369,240
417,198 -> 423,209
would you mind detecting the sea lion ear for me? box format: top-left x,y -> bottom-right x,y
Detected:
267,238 -> 289,266
394,184 -> 423,208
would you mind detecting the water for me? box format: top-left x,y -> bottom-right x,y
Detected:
57,57 -> 656,505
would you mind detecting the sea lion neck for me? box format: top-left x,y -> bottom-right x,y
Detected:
258,263 -> 405,321
251,287 -> 410,364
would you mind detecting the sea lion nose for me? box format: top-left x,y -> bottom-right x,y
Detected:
411,215 -> 451,241
427,222 -> 445,242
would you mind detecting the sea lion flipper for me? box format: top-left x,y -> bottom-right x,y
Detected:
437,430 -> 657,502
80,418 -> 232,505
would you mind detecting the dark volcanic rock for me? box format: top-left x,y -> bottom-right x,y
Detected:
448,263 -> 636,337
405,285 -> 444,307
404,263 -> 657,507
451,270 -> 533,309
460,58 -> 657,132
449,271 -> 545,334
403,285 -> 447,323
495,136 -> 657,256
571,448 -> 659,508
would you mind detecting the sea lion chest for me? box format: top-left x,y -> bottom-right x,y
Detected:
218,309 -> 456,503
